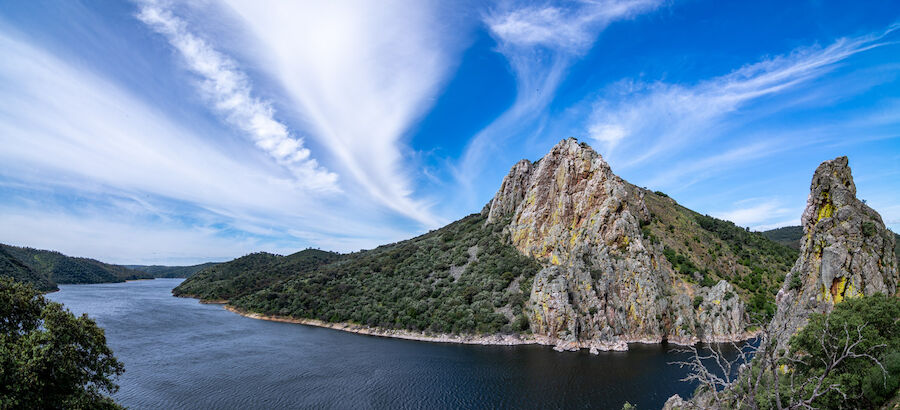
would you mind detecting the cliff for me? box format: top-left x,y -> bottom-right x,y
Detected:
485,138 -> 760,351
770,156 -> 898,344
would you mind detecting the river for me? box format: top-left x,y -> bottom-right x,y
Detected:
48,278 -> 722,409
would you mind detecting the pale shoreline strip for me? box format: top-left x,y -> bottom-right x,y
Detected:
220,304 -> 759,352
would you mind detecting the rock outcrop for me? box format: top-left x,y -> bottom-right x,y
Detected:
770,156 -> 898,343
485,138 -> 751,351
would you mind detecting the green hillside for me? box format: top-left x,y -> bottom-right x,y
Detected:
760,225 -> 803,249
0,244 -> 152,285
640,190 -> 798,319
190,214 -> 542,334
127,262 -> 220,278
173,249 -> 341,302
0,247 -> 57,292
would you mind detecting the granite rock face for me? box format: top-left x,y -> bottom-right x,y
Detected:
485,138 -> 750,351
770,156 -> 898,343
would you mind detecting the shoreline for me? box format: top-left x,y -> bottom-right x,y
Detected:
221,305 -> 759,352
223,305 -> 538,346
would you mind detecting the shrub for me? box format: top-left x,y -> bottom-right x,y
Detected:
693,296 -> 703,309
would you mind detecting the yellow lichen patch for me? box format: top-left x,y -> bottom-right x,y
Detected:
713,299 -> 720,305
569,230 -> 580,247
831,276 -> 848,304
816,192 -> 833,222
551,254 -> 560,265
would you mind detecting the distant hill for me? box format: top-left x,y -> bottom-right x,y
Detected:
760,226 -> 803,250
126,262 -> 220,278
0,243 -> 153,289
173,249 -> 341,302
763,225 -> 899,260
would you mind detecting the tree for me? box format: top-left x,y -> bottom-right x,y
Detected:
672,294 -> 899,409
0,278 -> 124,409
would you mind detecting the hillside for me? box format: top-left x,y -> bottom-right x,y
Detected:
0,247 -> 57,292
179,138 -> 799,350
641,192 -> 797,319
0,243 -> 152,285
760,225 -> 803,249
230,215 -> 541,334
127,262 -> 219,278
173,249 -> 342,302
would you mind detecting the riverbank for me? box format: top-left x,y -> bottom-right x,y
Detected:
221,305 -> 759,352
223,305 -> 537,346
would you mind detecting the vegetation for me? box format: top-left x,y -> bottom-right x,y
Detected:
0,247 -> 56,292
681,294 -> 900,409
230,214 -> 541,335
0,244 -> 152,286
0,278 -> 124,408
126,262 -> 220,278
760,226 -> 804,250
642,191 -> 797,320
173,249 -> 341,302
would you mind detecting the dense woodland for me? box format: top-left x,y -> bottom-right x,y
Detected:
173,250 -> 342,301
203,214 -> 542,335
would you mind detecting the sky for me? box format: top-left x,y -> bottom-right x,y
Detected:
1,0 -> 898,265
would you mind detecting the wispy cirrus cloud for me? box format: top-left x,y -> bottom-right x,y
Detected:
458,0 -> 663,193
213,0 -> 467,227
0,30 -> 415,262
587,24 -> 900,165
135,2 -> 337,191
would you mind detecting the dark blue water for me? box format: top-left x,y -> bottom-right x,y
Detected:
48,279 -> 713,409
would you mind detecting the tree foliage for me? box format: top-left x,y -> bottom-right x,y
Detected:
679,294 -> 900,409
229,214 -> 541,335
0,278 -> 124,409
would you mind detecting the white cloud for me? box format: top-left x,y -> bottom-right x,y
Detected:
588,25 -> 898,162
485,0 -> 661,53
458,0 -> 663,191
214,0 -> 465,227
135,2 -> 337,191
712,199 -> 797,230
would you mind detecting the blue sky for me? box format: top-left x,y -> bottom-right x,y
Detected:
1,0 -> 898,264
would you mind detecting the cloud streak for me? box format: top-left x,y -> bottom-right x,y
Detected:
588,25 -> 899,165
135,1 -> 337,191
216,0 -> 466,226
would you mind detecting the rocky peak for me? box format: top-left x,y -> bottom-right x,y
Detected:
486,138 -> 751,351
770,156 -> 898,342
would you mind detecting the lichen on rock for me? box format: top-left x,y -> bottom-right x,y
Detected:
770,156 -> 898,345
486,138 -> 753,351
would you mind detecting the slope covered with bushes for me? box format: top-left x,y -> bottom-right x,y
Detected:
0,244 -> 151,286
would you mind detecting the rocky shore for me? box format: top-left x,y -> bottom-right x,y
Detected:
221,305 -> 758,352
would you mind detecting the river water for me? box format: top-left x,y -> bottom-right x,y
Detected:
48,278 -> 720,409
